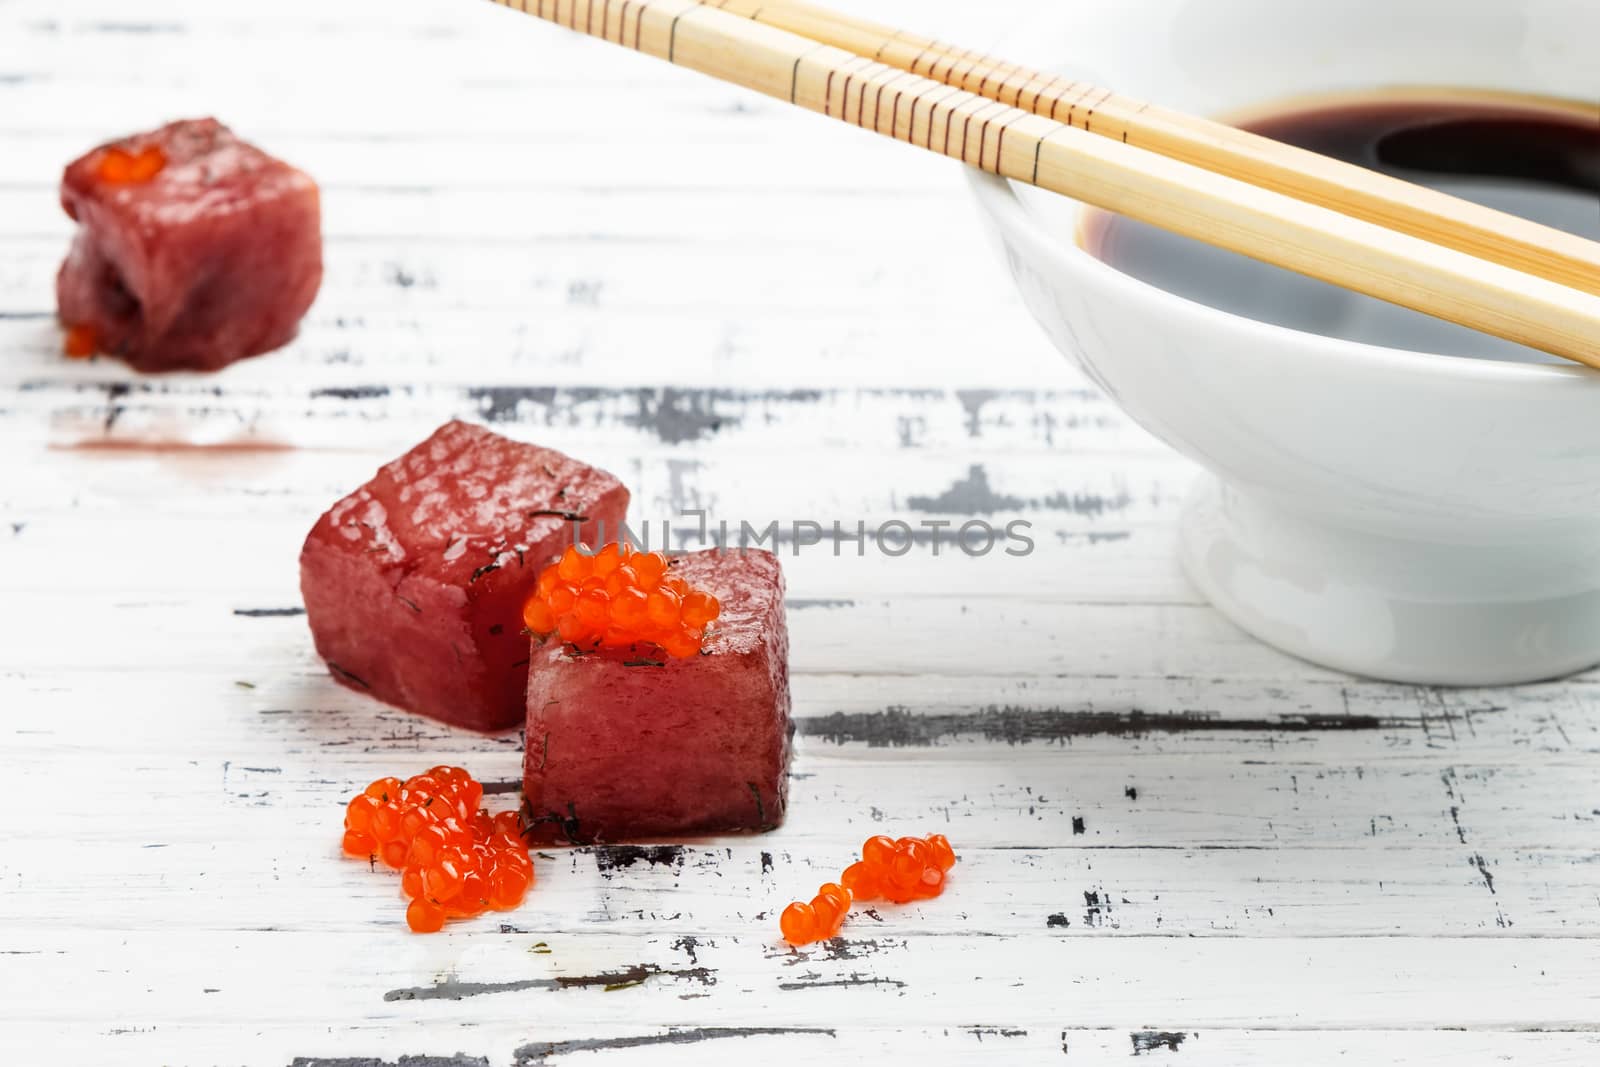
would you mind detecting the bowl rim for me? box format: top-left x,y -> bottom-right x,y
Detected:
966,168 -> 1595,386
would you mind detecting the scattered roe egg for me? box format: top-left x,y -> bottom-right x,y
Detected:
779,883 -> 852,946
780,833 -> 957,945
522,543 -> 721,657
62,323 -> 97,358
339,764 -> 535,933
96,145 -> 166,184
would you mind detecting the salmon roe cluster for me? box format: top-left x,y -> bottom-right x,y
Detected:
96,145 -> 166,184
341,765 -> 535,933
779,882 -> 852,946
62,323 -> 98,358
844,833 -> 957,905
522,544 -> 721,657
780,834 -> 957,946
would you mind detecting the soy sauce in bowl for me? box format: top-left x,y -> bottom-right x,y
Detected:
1082,91 -> 1600,363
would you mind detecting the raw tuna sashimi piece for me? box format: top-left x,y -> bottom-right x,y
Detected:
300,420 -> 629,732
57,117 -> 322,372
524,549 -> 791,842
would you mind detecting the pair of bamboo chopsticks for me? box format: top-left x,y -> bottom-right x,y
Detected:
487,0 -> 1600,367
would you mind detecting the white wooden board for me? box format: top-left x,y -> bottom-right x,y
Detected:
2,0 -> 1598,1063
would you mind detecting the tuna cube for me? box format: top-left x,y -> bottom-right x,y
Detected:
300,420 -> 628,731
57,117 -> 322,372
524,549 -> 791,842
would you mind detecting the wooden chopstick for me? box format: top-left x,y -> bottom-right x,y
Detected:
486,0 -> 1600,368
706,0 -> 1600,301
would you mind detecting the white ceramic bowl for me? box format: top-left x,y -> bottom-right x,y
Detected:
969,0 -> 1600,684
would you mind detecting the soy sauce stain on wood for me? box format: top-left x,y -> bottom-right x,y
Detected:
51,436 -> 298,455
511,1028 -> 835,1065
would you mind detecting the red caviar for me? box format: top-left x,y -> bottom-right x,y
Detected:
96,145 -> 166,184
62,323 -> 97,358
523,544 -> 721,657
780,834 -> 957,945
340,764 -> 535,933
779,882 -> 853,946
849,833 -> 957,904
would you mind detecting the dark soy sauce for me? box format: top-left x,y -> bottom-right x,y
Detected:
1084,92 -> 1600,362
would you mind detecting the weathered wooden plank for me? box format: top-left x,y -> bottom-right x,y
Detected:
0,175 -> 969,242
4,1022 -> 1598,1067
0,108 -> 922,178
0,318 -> 1071,393
8,827 -> 1598,937
0,590 -> 1354,682
7,658 -> 1600,851
0,233 -> 1024,317
16,655 -> 1593,759
12,739 -> 1600,858
0,379 -> 1159,457
5,929 -> 1600,1030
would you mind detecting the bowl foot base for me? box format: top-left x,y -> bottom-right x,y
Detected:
1179,476 -> 1600,685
